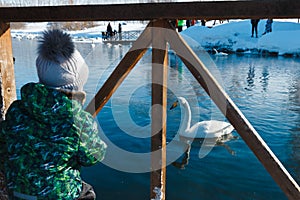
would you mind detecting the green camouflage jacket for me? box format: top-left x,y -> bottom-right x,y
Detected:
0,83 -> 106,199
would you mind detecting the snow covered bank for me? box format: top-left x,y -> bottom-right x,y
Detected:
10,19 -> 300,57
181,19 -> 300,57
11,21 -> 147,42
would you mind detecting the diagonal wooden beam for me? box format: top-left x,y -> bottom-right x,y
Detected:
164,20 -> 300,200
85,22 -> 152,116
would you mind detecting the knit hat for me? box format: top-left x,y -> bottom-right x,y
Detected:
36,29 -> 89,91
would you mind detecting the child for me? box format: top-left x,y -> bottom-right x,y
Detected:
0,29 -> 106,199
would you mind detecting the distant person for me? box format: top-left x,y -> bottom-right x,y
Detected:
118,23 -> 122,33
177,20 -> 184,32
191,19 -> 196,26
186,20 -> 191,28
251,19 -> 260,38
201,20 -> 206,26
0,29 -> 107,200
213,20 -> 222,26
107,22 -> 113,37
262,19 -> 273,35
170,20 -> 177,29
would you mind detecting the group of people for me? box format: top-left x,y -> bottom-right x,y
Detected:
171,19 -> 197,32
251,18 -> 273,38
172,18 -> 273,36
0,29 -> 107,199
104,22 -> 122,39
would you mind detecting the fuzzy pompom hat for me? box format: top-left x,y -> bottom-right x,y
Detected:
36,29 -> 89,91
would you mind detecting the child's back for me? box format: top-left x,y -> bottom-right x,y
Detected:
0,30 -> 106,200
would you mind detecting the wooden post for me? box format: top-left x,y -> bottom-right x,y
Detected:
85,20 -> 169,199
0,22 -> 16,120
0,22 -> 16,200
164,21 -> 300,199
150,20 -> 168,200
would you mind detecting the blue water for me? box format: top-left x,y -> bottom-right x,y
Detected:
12,39 -> 300,199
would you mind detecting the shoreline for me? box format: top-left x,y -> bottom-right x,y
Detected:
10,19 -> 300,58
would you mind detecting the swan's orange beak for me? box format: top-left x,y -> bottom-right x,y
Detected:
170,101 -> 178,110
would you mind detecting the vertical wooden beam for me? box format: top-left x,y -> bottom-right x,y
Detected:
150,20 -> 168,200
165,22 -> 300,199
0,22 -> 16,200
0,22 -> 16,121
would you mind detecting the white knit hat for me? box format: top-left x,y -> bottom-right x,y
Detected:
36,29 -> 89,91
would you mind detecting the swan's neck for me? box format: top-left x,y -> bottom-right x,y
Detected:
179,102 -> 191,132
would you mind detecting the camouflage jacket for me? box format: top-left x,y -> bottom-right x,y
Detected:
0,83 -> 106,199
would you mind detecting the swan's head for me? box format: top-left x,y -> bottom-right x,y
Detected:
170,97 -> 188,110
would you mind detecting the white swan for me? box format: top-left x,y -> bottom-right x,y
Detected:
213,48 -> 228,56
170,97 -> 234,138
91,41 -> 96,48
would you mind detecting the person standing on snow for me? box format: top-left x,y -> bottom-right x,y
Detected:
177,19 -> 185,32
106,22 -> 113,37
251,19 -> 260,38
262,19 -> 273,35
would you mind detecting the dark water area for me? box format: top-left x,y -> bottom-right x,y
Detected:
12,38 -> 300,199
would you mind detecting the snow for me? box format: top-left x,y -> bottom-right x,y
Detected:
181,19 -> 300,56
10,19 -> 300,57
11,21 -> 147,42
151,187 -> 163,200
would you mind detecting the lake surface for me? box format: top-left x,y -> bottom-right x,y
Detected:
11,38 -> 300,199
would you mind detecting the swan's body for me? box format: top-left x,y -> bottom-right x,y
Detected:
171,97 -> 234,138
213,48 -> 228,56
91,42 -> 96,48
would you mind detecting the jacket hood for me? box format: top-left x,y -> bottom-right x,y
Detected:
20,83 -> 83,124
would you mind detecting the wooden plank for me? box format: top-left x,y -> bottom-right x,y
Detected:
150,20 -> 168,200
0,22 -> 16,200
85,22 -> 152,116
0,22 -> 16,120
0,1 -> 300,22
164,20 -> 300,199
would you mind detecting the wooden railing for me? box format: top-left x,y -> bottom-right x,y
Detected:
102,30 -> 143,44
1,1 -> 300,200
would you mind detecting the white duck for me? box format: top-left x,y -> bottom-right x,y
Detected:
170,97 -> 234,138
